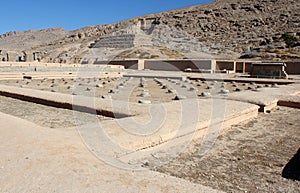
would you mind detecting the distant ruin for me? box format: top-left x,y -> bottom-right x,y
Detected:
90,19 -> 156,49
0,50 -> 42,62
251,62 -> 289,79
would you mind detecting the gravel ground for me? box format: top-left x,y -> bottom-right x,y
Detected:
0,78 -> 274,104
149,107 -> 300,193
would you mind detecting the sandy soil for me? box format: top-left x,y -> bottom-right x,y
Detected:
0,96 -> 112,128
148,107 -> 300,193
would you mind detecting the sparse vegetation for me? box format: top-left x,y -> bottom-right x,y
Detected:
159,47 -> 184,58
282,33 -> 298,48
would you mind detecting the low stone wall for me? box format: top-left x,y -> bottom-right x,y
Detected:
0,62 -> 77,67
144,60 -> 212,71
216,61 -> 235,71
0,62 -> 125,70
286,61 -> 300,75
0,84 -> 262,153
94,60 -> 139,69
0,85 -> 130,118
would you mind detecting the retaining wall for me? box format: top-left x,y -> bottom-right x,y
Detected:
144,60 -> 212,71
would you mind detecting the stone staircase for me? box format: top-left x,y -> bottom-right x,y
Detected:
90,25 -> 153,49
134,32 -> 153,47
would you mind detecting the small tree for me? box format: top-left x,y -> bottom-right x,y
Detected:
282,33 -> 297,48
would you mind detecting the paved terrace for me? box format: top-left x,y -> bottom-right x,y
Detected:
0,69 -> 299,192
0,112 -> 222,192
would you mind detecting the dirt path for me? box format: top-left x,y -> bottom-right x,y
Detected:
152,107 -> 300,192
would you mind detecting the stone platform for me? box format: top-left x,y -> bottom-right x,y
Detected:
0,69 -> 299,192
0,112 -> 222,192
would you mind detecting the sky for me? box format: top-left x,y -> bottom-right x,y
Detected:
0,0 -> 213,34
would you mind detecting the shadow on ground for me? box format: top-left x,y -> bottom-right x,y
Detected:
282,148 -> 300,181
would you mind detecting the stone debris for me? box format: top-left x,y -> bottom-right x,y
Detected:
189,87 -> 196,91
200,92 -> 211,97
109,89 -> 118,94
96,84 -> 104,88
220,89 -> 229,94
139,91 -> 150,97
235,88 -> 242,92
174,95 -> 187,100
161,85 -> 168,89
167,89 -> 176,94
67,85 -> 75,90
207,85 -> 214,90
138,100 -> 152,104
101,95 -> 112,99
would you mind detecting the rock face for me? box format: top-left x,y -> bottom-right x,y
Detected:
0,28 -> 69,51
0,0 -> 299,62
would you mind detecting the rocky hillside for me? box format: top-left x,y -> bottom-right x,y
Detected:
0,0 -> 299,62
152,0 -> 300,60
0,28 -> 69,51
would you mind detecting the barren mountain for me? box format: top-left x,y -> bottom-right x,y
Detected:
0,28 -> 69,51
0,0 -> 299,62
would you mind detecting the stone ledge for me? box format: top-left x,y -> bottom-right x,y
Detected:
0,85 -> 131,118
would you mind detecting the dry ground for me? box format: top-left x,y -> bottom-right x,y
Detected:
0,96 -> 112,128
150,107 -> 300,193
0,78 -> 271,104
0,69 -> 299,192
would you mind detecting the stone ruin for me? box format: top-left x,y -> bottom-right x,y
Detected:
90,18 -> 157,49
251,62 -> 289,79
0,50 -> 42,62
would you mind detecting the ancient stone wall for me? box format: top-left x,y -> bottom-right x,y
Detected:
144,60 -> 212,71
93,60 -> 139,69
216,61 -> 235,71
92,34 -> 135,49
25,52 -> 34,62
7,51 -> 18,62
236,62 -> 245,73
286,61 -> 300,75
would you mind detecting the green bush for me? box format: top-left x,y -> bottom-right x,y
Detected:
282,33 -> 297,48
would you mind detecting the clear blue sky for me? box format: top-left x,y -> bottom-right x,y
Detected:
0,0 -> 213,34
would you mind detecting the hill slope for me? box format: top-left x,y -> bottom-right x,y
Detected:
0,0 -> 299,62
0,28 -> 69,51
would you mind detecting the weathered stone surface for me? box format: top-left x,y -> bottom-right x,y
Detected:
220,89 -> 230,94
167,89 -> 176,94
96,84 -> 104,88
207,85 -> 214,90
101,95 -> 112,99
138,99 -> 152,104
200,92 -> 211,97
173,95 -> 187,100
235,88 -> 242,92
139,91 -> 150,97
